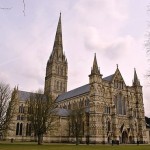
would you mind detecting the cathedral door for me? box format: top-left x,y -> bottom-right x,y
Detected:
122,131 -> 128,143
129,136 -> 132,143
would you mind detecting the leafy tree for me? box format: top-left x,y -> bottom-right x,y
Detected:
27,90 -> 57,145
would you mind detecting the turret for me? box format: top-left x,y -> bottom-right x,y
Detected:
89,53 -> 103,106
88,54 -> 104,143
89,53 -> 102,84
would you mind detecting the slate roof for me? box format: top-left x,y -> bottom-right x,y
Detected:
103,74 -> 114,82
18,74 -> 114,102
18,91 -> 33,101
56,84 -> 90,102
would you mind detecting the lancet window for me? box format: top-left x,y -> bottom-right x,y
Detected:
114,94 -> 126,115
16,123 -> 23,135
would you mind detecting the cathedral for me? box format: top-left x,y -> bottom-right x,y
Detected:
4,14 -> 150,144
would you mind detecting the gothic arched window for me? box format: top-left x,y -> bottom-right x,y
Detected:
122,98 -> 126,115
107,121 -> 111,132
16,123 -> 19,135
60,82 -> 62,91
54,80 -> 56,90
114,96 -> 117,110
16,123 -> 23,136
117,94 -> 122,114
19,123 -> 23,135
114,94 -> 126,115
57,81 -> 59,90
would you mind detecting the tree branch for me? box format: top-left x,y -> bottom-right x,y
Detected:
0,0 -> 26,16
23,0 -> 26,16
0,7 -> 12,10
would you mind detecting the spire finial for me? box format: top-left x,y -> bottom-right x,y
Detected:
133,68 -> 140,86
134,67 -> 136,72
116,64 -> 118,69
91,53 -> 100,75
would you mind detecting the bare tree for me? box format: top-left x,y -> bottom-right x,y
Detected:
27,90 -> 57,145
0,82 -> 14,134
145,30 -> 150,78
69,105 -> 85,145
145,4 -> 150,79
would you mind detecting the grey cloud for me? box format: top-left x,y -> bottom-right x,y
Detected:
104,43 -> 123,60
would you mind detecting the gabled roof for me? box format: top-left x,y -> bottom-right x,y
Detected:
103,74 -> 114,82
113,68 -> 126,84
18,91 -> 33,101
56,84 -> 90,102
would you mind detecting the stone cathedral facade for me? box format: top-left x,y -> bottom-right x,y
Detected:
4,14 -> 149,144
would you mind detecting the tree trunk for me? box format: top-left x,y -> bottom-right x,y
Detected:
76,136 -> 79,145
76,131 -> 79,145
75,122 -> 79,145
38,134 -> 43,145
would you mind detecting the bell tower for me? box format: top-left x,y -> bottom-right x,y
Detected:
44,13 -> 68,99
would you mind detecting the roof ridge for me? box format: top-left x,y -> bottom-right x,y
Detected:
103,74 -> 114,82
103,74 -> 114,78
65,83 -> 89,93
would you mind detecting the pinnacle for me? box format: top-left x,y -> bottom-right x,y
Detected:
133,68 -> 140,86
91,53 -> 100,75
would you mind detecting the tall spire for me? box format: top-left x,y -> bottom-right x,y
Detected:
51,13 -> 63,61
91,53 -> 100,75
45,13 -> 68,97
133,68 -> 140,86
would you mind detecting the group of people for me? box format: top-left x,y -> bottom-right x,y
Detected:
111,140 -> 140,146
111,140 -> 119,146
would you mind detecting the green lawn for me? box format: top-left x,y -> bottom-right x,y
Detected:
0,143 -> 150,150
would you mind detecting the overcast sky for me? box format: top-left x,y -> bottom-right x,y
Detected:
0,0 -> 150,116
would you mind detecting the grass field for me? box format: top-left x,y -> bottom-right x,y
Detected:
0,143 -> 150,150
